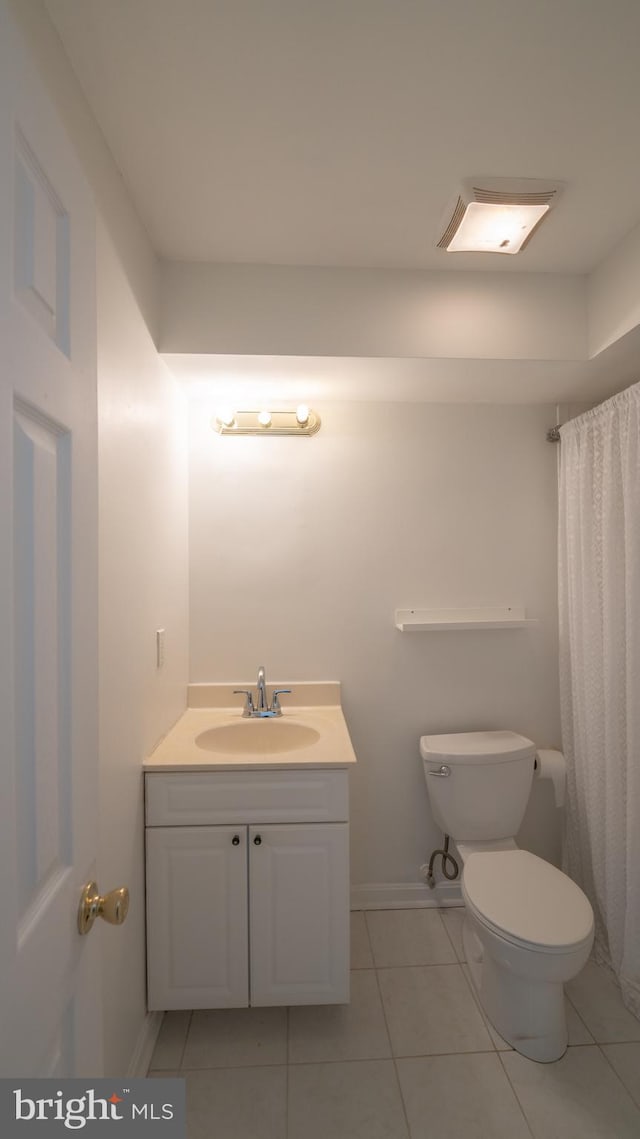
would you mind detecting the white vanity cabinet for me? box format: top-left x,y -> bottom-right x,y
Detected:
145,768 -> 350,1010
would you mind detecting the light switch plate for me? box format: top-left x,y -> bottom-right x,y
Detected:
156,628 -> 165,669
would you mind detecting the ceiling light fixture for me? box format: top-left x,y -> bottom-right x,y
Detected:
438,178 -> 564,255
213,408 -> 321,437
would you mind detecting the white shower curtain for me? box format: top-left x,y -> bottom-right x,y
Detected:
559,381 -> 640,1018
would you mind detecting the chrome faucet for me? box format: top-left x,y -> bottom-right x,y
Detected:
257,665 -> 268,712
234,666 -> 292,717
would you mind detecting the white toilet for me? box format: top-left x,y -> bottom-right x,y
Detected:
420,730 -> 594,1063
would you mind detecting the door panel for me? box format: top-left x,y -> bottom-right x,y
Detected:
0,0 -> 100,1076
146,826 -> 249,1010
13,405 -> 71,920
249,824 -> 349,1006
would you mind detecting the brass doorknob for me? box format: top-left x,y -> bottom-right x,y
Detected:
78,881 -> 130,935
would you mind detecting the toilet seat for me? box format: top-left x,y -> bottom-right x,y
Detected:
461,849 -> 594,954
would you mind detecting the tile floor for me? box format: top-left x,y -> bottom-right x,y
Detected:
148,907 -> 640,1138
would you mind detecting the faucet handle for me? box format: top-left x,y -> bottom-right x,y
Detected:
233,690 -> 255,716
270,689 -> 292,714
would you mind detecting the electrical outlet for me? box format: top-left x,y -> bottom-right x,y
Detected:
156,628 -> 165,669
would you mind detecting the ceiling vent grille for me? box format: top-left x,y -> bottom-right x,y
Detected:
472,186 -> 559,205
437,196 -> 466,249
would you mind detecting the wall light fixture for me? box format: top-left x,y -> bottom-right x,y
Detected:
213,406 -> 321,436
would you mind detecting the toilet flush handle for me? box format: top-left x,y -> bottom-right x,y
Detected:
427,765 -> 451,777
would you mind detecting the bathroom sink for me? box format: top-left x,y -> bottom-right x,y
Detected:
196,720 -> 321,755
144,689 -> 358,771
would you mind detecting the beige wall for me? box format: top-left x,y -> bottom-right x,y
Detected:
161,261 -> 586,360
188,398 -> 561,890
97,221 -> 188,1074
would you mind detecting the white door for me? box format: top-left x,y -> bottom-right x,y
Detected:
146,827 -> 249,1010
249,824 -> 350,1006
0,1 -> 101,1076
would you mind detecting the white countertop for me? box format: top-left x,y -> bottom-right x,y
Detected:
144,703 -> 358,772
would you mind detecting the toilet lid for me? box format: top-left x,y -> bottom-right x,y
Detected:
462,850 -> 594,952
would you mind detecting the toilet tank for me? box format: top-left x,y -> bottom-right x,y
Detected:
420,730 -> 536,841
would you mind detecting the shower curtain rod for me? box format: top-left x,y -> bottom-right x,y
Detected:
546,426 -> 561,442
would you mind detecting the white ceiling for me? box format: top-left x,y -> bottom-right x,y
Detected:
45,0 -> 640,274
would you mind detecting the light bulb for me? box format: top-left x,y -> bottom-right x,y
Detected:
258,410 -> 272,427
215,407 -> 235,428
296,404 -> 310,426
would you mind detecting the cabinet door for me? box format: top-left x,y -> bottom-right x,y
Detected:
249,824 -> 349,1006
146,826 -> 248,1010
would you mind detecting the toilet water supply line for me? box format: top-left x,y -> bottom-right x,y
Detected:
421,836 -> 460,888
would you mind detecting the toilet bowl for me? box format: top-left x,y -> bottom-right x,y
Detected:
420,730 -> 595,1062
459,846 -> 594,1061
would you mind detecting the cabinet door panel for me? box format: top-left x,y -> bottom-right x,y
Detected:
249,824 -> 349,1006
146,826 -> 248,1009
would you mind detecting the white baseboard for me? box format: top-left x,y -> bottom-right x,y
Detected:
127,1011 -> 163,1078
350,880 -> 463,910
